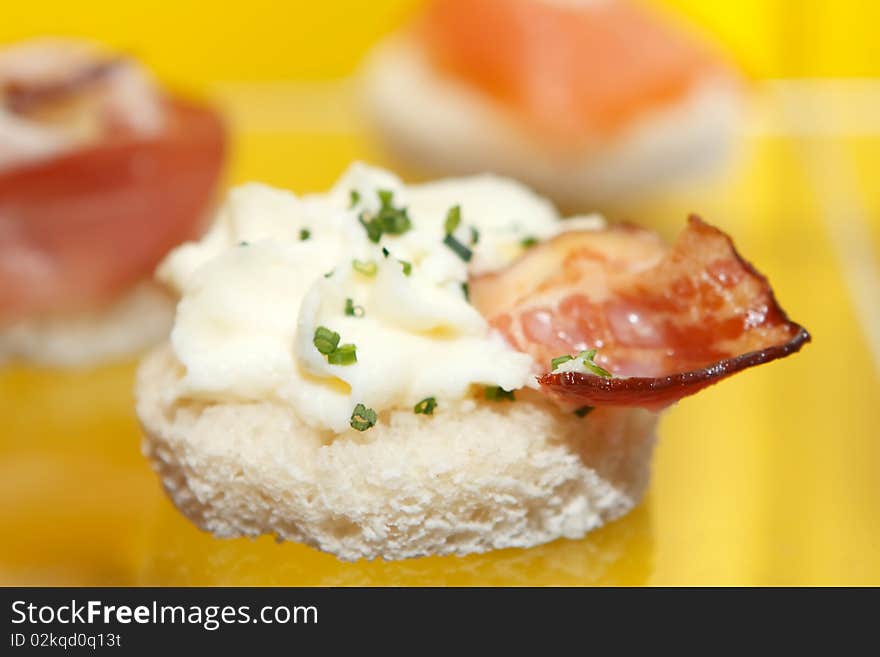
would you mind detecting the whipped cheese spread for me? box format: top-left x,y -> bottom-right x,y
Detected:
159,163 -> 603,433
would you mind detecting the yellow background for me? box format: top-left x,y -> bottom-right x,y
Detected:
3,1 -> 880,85
1,2 -> 879,585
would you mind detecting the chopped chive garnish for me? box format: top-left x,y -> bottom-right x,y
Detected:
380,211 -> 410,235
324,270 -> 334,278
382,247 -> 413,274
470,226 -> 480,245
580,348 -> 613,378
238,241 -> 249,247
461,282 -> 470,302
414,397 -> 437,415
574,405 -> 594,418
443,233 -> 473,262
313,326 -> 340,355
315,327 -> 357,365
350,403 -> 377,431
344,298 -> 364,317
299,228 -> 311,241
444,205 -> 461,235
376,189 -> 412,235
520,236 -> 539,248
359,212 -> 383,243
352,259 -> 377,276
585,362 -> 612,377
358,190 -> 412,242
551,354 -> 573,370
327,343 -> 357,365
484,386 -> 515,402
349,189 -> 360,208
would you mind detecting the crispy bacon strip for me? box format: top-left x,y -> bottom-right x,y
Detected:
471,216 -> 810,410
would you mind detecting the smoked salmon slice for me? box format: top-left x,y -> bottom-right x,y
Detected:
420,0 -> 732,143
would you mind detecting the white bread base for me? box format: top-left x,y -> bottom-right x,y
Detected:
0,282 -> 174,367
360,37 -> 742,207
137,344 -> 658,561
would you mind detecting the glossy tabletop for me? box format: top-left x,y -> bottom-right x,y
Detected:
1,80 -> 878,585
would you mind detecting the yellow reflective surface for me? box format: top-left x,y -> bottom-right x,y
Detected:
1,81 -> 879,586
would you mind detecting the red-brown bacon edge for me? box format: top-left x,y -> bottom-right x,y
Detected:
538,329 -> 809,410
536,216 -> 811,410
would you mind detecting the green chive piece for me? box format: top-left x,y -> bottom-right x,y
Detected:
461,282 -> 470,302
444,205 -> 461,235
382,247 -> 390,258
349,189 -> 360,208
484,386 -> 515,402
327,343 -> 357,365
344,298 -> 364,318
579,349 -> 613,378
400,260 -> 412,276
443,233 -> 473,262
359,213 -> 383,243
376,189 -> 412,235
470,226 -> 480,245
551,355 -> 573,370
350,403 -> 377,431
358,190 -> 412,242
520,236 -> 539,248
574,406 -> 594,418
352,259 -> 377,276
315,325 -> 357,365
380,209 -> 411,234
238,240 -> 249,247
313,326 -> 340,355
414,397 -> 437,415
584,361 -> 612,377
324,270 -> 334,278
299,228 -> 311,241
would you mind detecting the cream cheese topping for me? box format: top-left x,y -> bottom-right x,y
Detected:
158,163 -> 604,433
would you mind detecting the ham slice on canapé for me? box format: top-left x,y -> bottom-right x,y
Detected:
0,42 -> 225,324
0,99 -> 225,323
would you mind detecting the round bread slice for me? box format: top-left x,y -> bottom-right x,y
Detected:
0,281 -> 174,368
360,37 -> 741,208
137,343 -> 658,562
